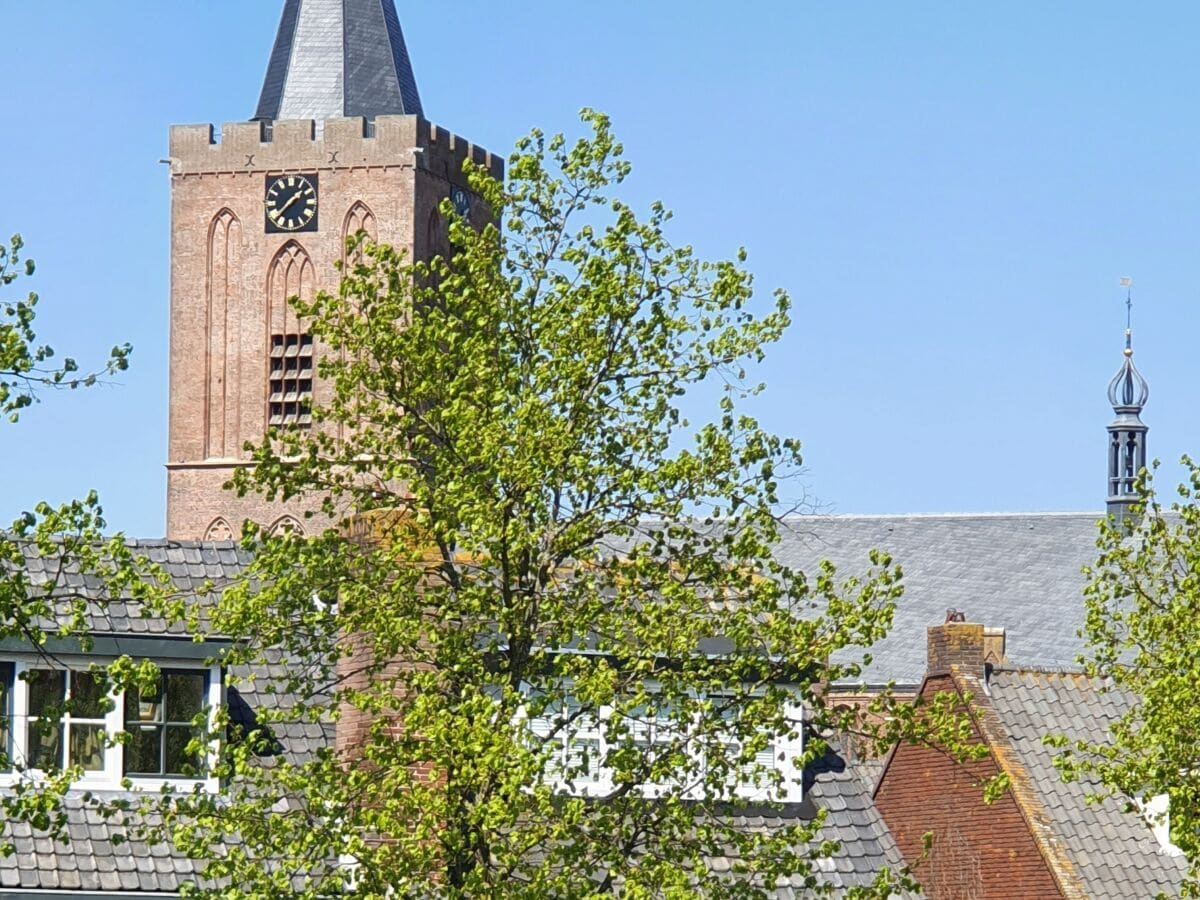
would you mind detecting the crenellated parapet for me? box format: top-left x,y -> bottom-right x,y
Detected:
165,2 -> 506,540
168,116 -> 504,184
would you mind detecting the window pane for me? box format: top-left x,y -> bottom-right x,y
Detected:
165,673 -> 205,722
165,725 -> 201,776
28,670 -> 65,717
124,725 -> 163,775
71,672 -> 105,718
69,724 -> 106,771
126,682 -> 164,726
0,663 -> 12,771
27,722 -> 62,770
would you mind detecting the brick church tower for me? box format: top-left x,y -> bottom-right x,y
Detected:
165,0 -> 501,540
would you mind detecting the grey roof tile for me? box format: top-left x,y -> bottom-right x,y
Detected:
4,537 -> 254,640
59,868 -> 81,890
979,669 -> 1188,899
727,738 -> 922,896
14,512 -> 1112,895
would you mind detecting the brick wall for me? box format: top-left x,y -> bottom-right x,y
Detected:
165,116 -> 500,539
874,674 -> 1064,900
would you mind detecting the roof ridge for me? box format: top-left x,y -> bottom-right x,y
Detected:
628,511 -> 1104,527
778,511 -> 1103,521
993,664 -> 1089,676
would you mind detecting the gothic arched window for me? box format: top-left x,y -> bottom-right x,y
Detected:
266,242 -> 315,428
342,202 -> 377,263
206,209 -> 242,458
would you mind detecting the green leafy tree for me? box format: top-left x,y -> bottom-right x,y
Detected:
0,233 -> 158,842
119,112 -> 980,898
1,234 -> 130,422
1053,462 -> 1200,896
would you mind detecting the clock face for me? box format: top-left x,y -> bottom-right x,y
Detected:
265,173 -> 319,233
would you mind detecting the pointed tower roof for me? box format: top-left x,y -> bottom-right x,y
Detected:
1107,296 -> 1149,415
254,0 -> 424,122
1106,283 -> 1149,520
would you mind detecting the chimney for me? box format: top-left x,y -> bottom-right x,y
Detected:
927,610 -> 1006,677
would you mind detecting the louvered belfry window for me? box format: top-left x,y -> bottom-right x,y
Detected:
268,333 -> 314,427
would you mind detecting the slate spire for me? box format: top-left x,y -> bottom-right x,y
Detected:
254,0 -> 424,122
1106,283 -> 1149,520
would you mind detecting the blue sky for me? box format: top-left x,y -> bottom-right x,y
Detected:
2,2 -> 1198,537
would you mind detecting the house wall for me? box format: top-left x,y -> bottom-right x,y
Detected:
873,674 -> 1064,900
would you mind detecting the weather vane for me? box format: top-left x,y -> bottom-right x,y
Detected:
1119,277 -> 1133,354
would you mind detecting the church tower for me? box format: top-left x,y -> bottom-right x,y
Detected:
1105,289 -> 1149,521
165,0 -> 501,540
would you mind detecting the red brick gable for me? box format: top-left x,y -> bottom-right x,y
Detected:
873,673 -> 1068,900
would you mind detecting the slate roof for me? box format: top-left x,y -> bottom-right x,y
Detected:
771,513 -> 1102,684
670,741 -> 916,897
17,514 -> 1105,686
254,0 -> 424,122
15,539 -> 252,638
2,539 -> 331,894
1,794 -> 196,893
4,538 -> 912,895
0,743 -> 910,897
794,741 -> 918,896
960,668 -> 1188,898
12,538 -> 328,762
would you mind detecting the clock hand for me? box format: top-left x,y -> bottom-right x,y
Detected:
277,192 -> 303,215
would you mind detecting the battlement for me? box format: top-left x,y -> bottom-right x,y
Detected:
168,116 -> 503,182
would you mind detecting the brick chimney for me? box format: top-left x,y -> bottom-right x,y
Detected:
927,610 -> 1006,677
336,510 -> 437,761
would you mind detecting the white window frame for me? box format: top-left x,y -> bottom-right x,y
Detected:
707,691 -> 805,803
23,668 -> 112,780
0,654 -> 222,793
522,681 -> 805,803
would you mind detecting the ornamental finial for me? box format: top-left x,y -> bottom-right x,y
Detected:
1108,279 -> 1147,412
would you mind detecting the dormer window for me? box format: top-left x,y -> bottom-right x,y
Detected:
523,684 -> 804,803
0,657 -> 221,790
